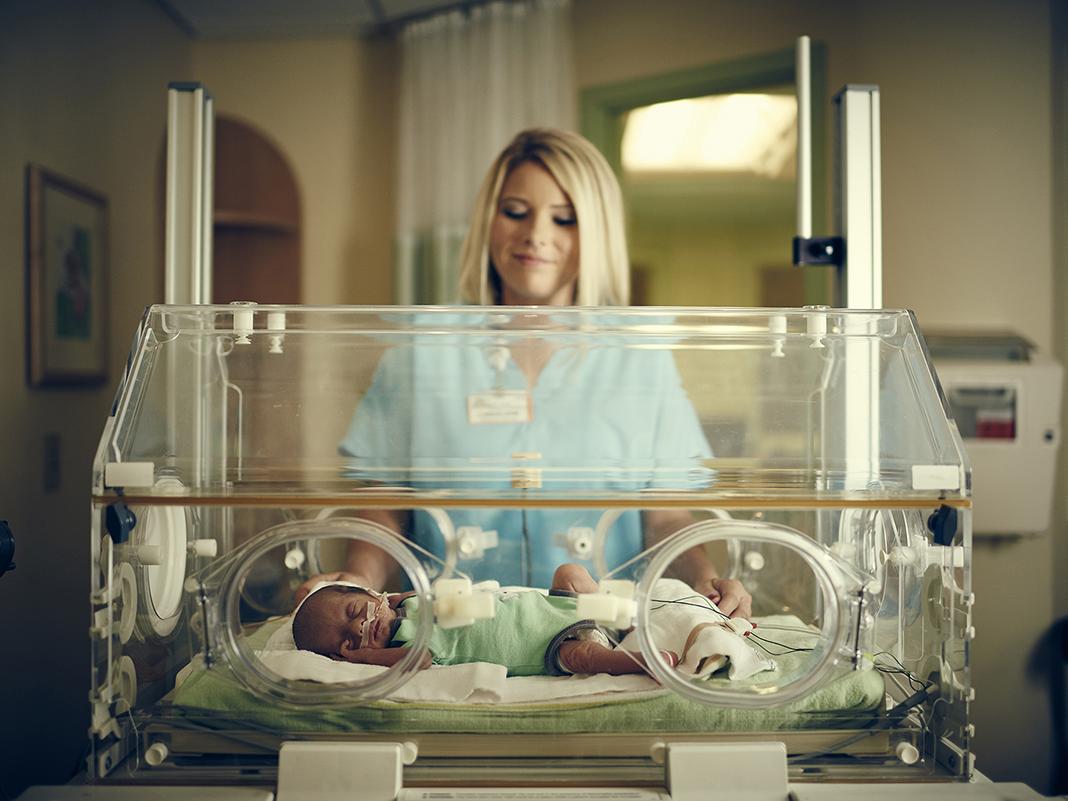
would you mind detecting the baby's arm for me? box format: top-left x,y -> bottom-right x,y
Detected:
341,646 -> 431,669
557,640 -> 678,676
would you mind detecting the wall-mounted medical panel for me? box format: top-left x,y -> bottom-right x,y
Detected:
934,355 -> 1061,534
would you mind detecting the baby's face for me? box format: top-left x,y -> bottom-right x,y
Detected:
301,588 -> 398,660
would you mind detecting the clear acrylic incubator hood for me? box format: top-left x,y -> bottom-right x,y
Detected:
89,304 -> 974,790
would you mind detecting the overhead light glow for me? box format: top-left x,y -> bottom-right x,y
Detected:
622,94 -> 797,179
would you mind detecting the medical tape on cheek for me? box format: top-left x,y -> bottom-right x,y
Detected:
357,596 -> 390,648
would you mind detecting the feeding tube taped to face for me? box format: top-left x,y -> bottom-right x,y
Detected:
358,592 -> 391,649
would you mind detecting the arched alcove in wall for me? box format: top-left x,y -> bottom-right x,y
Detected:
211,115 -> 302,303
157,115 -> 303,303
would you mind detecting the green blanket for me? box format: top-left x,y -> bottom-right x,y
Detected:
169,615 -> 884,734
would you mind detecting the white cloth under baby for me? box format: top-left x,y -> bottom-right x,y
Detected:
615,578 -> 776,681
255,649 -> 658,704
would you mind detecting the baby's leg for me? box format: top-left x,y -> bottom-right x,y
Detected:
551,563 -> 598,594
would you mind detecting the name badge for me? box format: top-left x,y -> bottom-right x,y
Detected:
467,390 -> 532,425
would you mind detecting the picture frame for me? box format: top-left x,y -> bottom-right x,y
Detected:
25,164 -> 109,387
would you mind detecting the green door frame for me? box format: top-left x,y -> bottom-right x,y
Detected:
580,44 -> 831,305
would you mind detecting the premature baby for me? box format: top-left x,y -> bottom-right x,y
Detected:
292,564 -> 673,677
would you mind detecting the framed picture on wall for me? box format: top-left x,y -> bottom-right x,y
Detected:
25,164 -> 109,387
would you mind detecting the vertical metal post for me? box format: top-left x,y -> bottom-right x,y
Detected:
200,94 -> 215,303
165,82 -> 214,304
796,35 -> 812,241
834,85 -> 882,309
792,36 -> 841,283
833,86 -> 883,489
164,83 -> 216,491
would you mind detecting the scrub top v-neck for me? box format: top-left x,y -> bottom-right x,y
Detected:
339,331 -> 712,587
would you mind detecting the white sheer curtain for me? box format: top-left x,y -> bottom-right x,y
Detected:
395,0 -> 574,304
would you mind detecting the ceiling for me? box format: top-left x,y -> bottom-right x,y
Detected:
158,0 -> 478,39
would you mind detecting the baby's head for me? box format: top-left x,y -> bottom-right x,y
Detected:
292,585 -> 397,661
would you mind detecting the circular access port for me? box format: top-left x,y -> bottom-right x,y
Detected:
133,478 -> 188,637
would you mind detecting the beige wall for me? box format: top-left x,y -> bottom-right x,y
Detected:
0,0 -> 1061,795
0,1 -> 191,794
630,219 -> 796,306
191,37 -> 398,305
575,0 -> 1059,791
575,0 -> 1054,348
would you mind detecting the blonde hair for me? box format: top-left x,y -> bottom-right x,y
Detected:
458,128 -> 630,306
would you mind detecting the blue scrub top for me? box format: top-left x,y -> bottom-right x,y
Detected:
339,332 -> 712,587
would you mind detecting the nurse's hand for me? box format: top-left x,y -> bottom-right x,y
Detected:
697,577 -> 752,620
293,571 -> 371,608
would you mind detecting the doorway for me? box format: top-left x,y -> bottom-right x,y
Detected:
581,46 -> 830,307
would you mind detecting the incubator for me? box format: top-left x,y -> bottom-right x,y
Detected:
89,304 -> 973,793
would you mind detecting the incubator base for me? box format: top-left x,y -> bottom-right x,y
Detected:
15,789 -> 273,800
15,781 -> 1049,800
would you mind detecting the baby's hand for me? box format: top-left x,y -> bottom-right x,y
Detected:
631,650 -> 679,684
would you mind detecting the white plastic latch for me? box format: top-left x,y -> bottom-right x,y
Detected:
433,577 -> 496,629
666,741 -> 787,801
268,311 -> 286,354
912,465 -> 961,490
231,301 -> 256,344
144,741 -> 169,767
284,547 -> 306,569
895,740 -> 920,765
456,526 -> 499,559
277,740 -> 417,801
806,308 -> 828,348
768,314 -> 786,358
188,538 -> 218,558
553,526 -> 594,559
104,462 -> 155,489
743,551 -> 766,571
576,579 -> 637,630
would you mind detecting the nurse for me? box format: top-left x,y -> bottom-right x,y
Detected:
299,128 -> 752,618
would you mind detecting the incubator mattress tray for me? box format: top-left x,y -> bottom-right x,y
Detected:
167,615 -> 886,735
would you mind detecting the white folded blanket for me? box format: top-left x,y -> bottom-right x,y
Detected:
616,578 -> 776,681
255,650 -> 658,704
